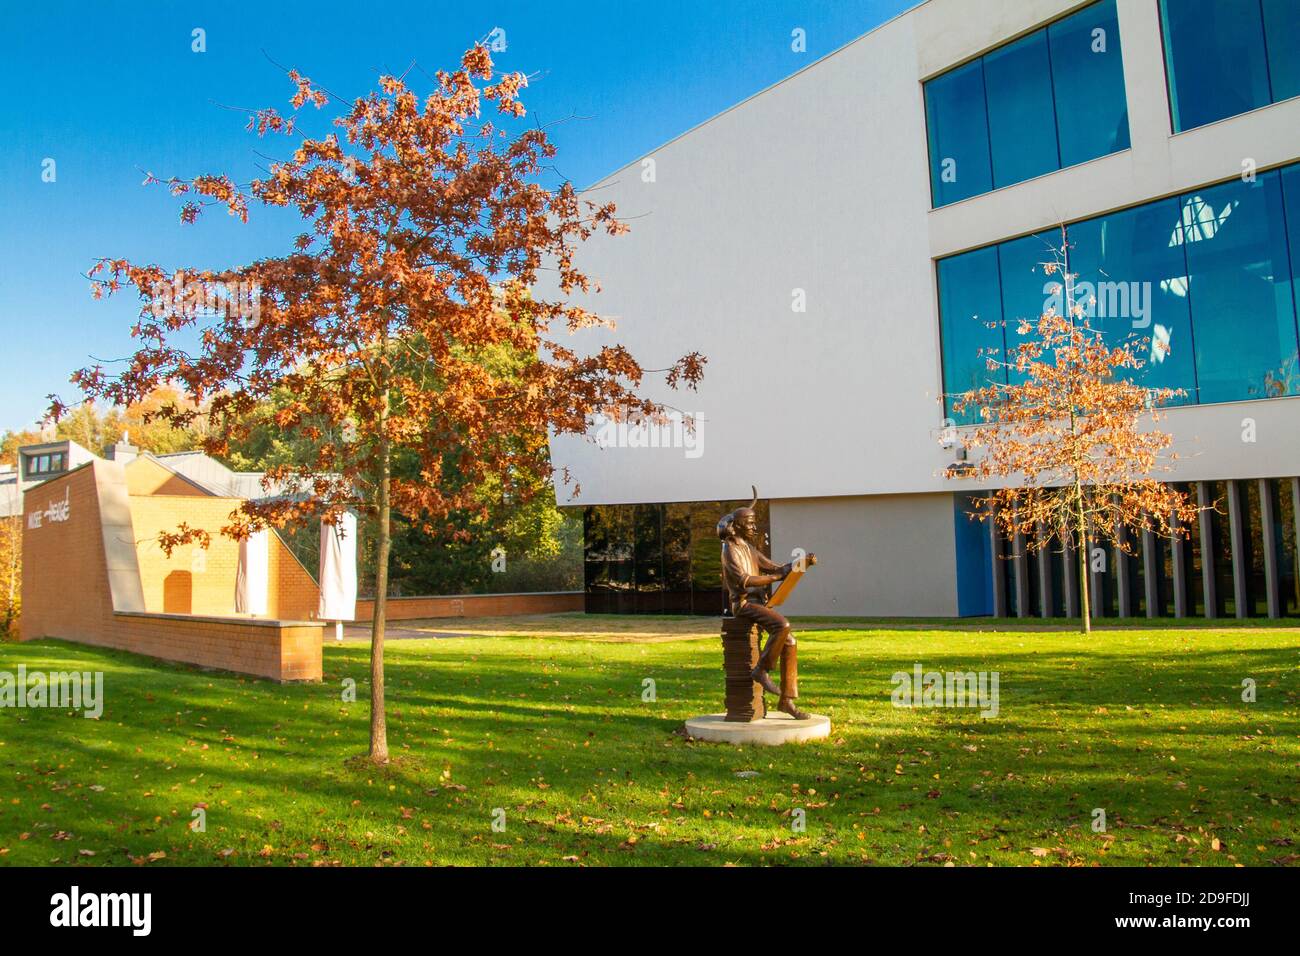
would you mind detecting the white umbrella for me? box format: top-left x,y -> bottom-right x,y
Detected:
319,512 -> 358,640
234,528 -> 269,616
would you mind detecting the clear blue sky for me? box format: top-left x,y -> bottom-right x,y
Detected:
0,0 -> 914,434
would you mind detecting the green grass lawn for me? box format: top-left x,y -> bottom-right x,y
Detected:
1,620 -> 1297,866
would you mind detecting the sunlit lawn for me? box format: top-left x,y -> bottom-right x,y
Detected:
1,617 -> 1297,866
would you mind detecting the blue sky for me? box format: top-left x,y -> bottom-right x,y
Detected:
0,0 -> 914,434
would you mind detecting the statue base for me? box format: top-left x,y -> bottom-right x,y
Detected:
684,712 -> 831,746
720,617 -> 765,721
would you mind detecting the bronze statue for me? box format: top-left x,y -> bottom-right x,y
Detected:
717,489 -> 816,720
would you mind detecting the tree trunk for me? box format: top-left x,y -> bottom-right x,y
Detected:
1075,482 -> 1091,635
369,412 -> 391,763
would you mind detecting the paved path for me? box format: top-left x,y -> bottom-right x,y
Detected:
334,623 -> 482,642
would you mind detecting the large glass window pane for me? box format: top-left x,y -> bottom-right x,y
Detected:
1207,481 -> 1233,617
983,31 -> 1060,188
925,60 -> 993,207
1281,164 -> 1300,381
1161,0 -> 1271,131
1180,172 -> 1300,403
1244,481 -> 1269,616
1262,0 -> 1300,104
662,503 -> 693,613
1050,0 -> 1130,166
633,503 -> 664,614
938,247 -> 1006,423
1067,198 -> 1199,402
584,505 -> 634,614
998,231 -> 1060,385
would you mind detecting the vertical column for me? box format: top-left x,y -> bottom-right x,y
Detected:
1063,532 -> 1080,618
1089,531 -> 1105,621
1259,479 -> 1281,619
1013,531 -> 1030,619
1171,508 -> 1189,618
990,500 -> 1007,618
1198,482 -> 1217,619
1116,523 -> 1133,617
1036,523 -> 1054,618
1294,478 -> 1300,553
1227,479 -> 1249,619
1143,528 -> 1160,618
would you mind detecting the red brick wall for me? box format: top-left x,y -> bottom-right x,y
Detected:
108,612 -> 323,681
266,534 -> 320,620
20,465 -> 114,643
353,591 -> 583,622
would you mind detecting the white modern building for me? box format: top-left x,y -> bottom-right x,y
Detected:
548,0 -> 1300,620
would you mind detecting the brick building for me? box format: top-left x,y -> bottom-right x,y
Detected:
19,447 -> 325,682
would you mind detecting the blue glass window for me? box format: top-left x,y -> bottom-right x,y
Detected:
925,60 -> 993,207
1160,0 -> 1290,132
1050,0 -> 1130,166
938,247 -> 1006,423
1262,0 -> 1300,104
924,0 -> 1130,207
1282,164 -> 1300,345
1180,173 -> 1300,402
936,163 -> 1300,415
984,32 -> 1060,188
1067,198 -> 1199,402
998,231 -> 1061,384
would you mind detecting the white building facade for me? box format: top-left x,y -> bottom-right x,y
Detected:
548,0 -> 1300,619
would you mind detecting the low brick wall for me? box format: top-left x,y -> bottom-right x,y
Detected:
110,612 -> 324,682
353,591 -> 583,622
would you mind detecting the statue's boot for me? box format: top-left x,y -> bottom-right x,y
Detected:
749,626 -> 790,695
776,642 -> 810,719
777,697 -> 810,719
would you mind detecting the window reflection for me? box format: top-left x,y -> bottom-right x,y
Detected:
583,500 -> 771,615
925,0 -> 1130,207
1160,0 -> 1296,132
937,163 -> 1300,413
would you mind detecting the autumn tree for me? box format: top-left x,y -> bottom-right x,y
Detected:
946,229 -> 1200,633
223,347 -> 582,595
58,45 -> 703,763
51,387 -> 206,456
0,512 -> 18,639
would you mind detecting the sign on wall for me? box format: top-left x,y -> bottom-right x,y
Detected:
26,487 -> 70,529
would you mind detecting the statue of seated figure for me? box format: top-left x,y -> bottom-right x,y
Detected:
717,490 -> 816,720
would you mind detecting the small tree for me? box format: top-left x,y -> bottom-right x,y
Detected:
947,229 -> 1200,633
0,512 -> 19,639
58,45 -> 704,761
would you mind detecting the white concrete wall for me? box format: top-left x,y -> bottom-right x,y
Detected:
546,0 -> 1300,509
771,493 -> 960,617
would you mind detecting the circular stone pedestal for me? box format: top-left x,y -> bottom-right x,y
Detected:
684,712 -> 831,746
